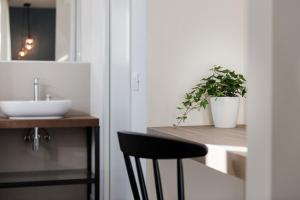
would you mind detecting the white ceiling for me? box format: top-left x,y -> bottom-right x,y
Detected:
8,0 -> 56,8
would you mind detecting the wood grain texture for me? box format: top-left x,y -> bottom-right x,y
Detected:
147,126 -> 247,180
148,125 -> 246,147
227,151 -> 246,180
0,116 -> 99,129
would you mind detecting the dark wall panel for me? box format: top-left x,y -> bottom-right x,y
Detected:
10,7 -> 56,61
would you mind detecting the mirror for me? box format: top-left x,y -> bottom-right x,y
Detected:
0,0 -> 79,61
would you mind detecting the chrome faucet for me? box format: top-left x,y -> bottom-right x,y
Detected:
34,78 -> 39,101
33,78 -> 40,151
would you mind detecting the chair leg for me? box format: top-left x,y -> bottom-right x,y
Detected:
153,159 -> 164,200
135,157 -> 149,200
177,159 -> 185,200
124,155 -> 141,200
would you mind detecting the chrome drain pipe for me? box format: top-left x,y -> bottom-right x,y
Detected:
24,128 -> 51,151
32,127 -> 40,151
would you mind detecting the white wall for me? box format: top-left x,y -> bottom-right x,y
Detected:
109,0 -> 133,199
247,0 -> 273,199
147,0 -> 247,127
145,0 -> 247,199
0,0 -> 11,60
147,160 -> 244,200
131,0 -> 147,133
80,0 -> 110,199
108,0 -> 148,199
272,0 -> 300,199
247,0 -> 300,199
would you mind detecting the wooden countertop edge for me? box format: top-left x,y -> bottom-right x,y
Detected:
147,126 -> 247,147
227,151 -> 246,180
147,126 -> 247,181
147,127 -> 201,145
0,116 -> 100,129
148,125 -> 247,132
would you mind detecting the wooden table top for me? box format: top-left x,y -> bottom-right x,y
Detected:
148,125 -> 246,147
148,125 -> 247,180
0,116 -> 99,129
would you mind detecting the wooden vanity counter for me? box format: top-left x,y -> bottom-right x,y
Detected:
0,116 -> 100,199
0,116 -> 99,129
147,125 -> 247,180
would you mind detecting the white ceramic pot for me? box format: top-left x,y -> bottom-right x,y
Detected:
209,97 -> 240,128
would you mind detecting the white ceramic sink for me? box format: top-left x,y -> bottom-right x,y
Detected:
0,100 -> 72,119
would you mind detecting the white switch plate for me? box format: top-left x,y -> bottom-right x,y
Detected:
131,72 -> 140,91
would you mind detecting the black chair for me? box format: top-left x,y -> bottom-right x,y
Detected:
118,131 -> 208,200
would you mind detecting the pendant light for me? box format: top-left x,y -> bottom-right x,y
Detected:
18,48 -> 28,57
17,3 -> 34,58
24,3 -> 34,50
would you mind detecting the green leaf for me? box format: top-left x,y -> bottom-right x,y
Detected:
175,65 -> 247,126
186,94 -> 192,99
239,74 -> 246,81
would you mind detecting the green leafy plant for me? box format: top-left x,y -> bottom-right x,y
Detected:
174,65 -> 247,127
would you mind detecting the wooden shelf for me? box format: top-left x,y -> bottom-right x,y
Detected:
148,125 -> 246,147
0,116 -> 99,129
0,169 -> 95,188
148,125 -> 247,180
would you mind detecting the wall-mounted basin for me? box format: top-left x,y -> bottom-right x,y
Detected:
0,100 -> 72,119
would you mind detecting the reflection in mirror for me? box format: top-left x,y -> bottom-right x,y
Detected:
0,0 -> 78,61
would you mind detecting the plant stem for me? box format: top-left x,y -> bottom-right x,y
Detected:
174,106 -> 198,128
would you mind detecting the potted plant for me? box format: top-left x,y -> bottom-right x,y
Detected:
175,66 -> 247,128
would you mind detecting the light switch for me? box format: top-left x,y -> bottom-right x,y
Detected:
131,72 -> 140,91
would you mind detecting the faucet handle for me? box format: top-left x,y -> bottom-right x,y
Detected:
46,94 -> 52,101
24,135 -> 31,142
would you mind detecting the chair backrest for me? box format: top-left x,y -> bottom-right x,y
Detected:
118,131 -> 208,200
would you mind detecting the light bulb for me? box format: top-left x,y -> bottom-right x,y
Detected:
25,37 -> 34,45
25,43 -> 33,50
18,48 -> 28,57
18,50 -> 26,57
